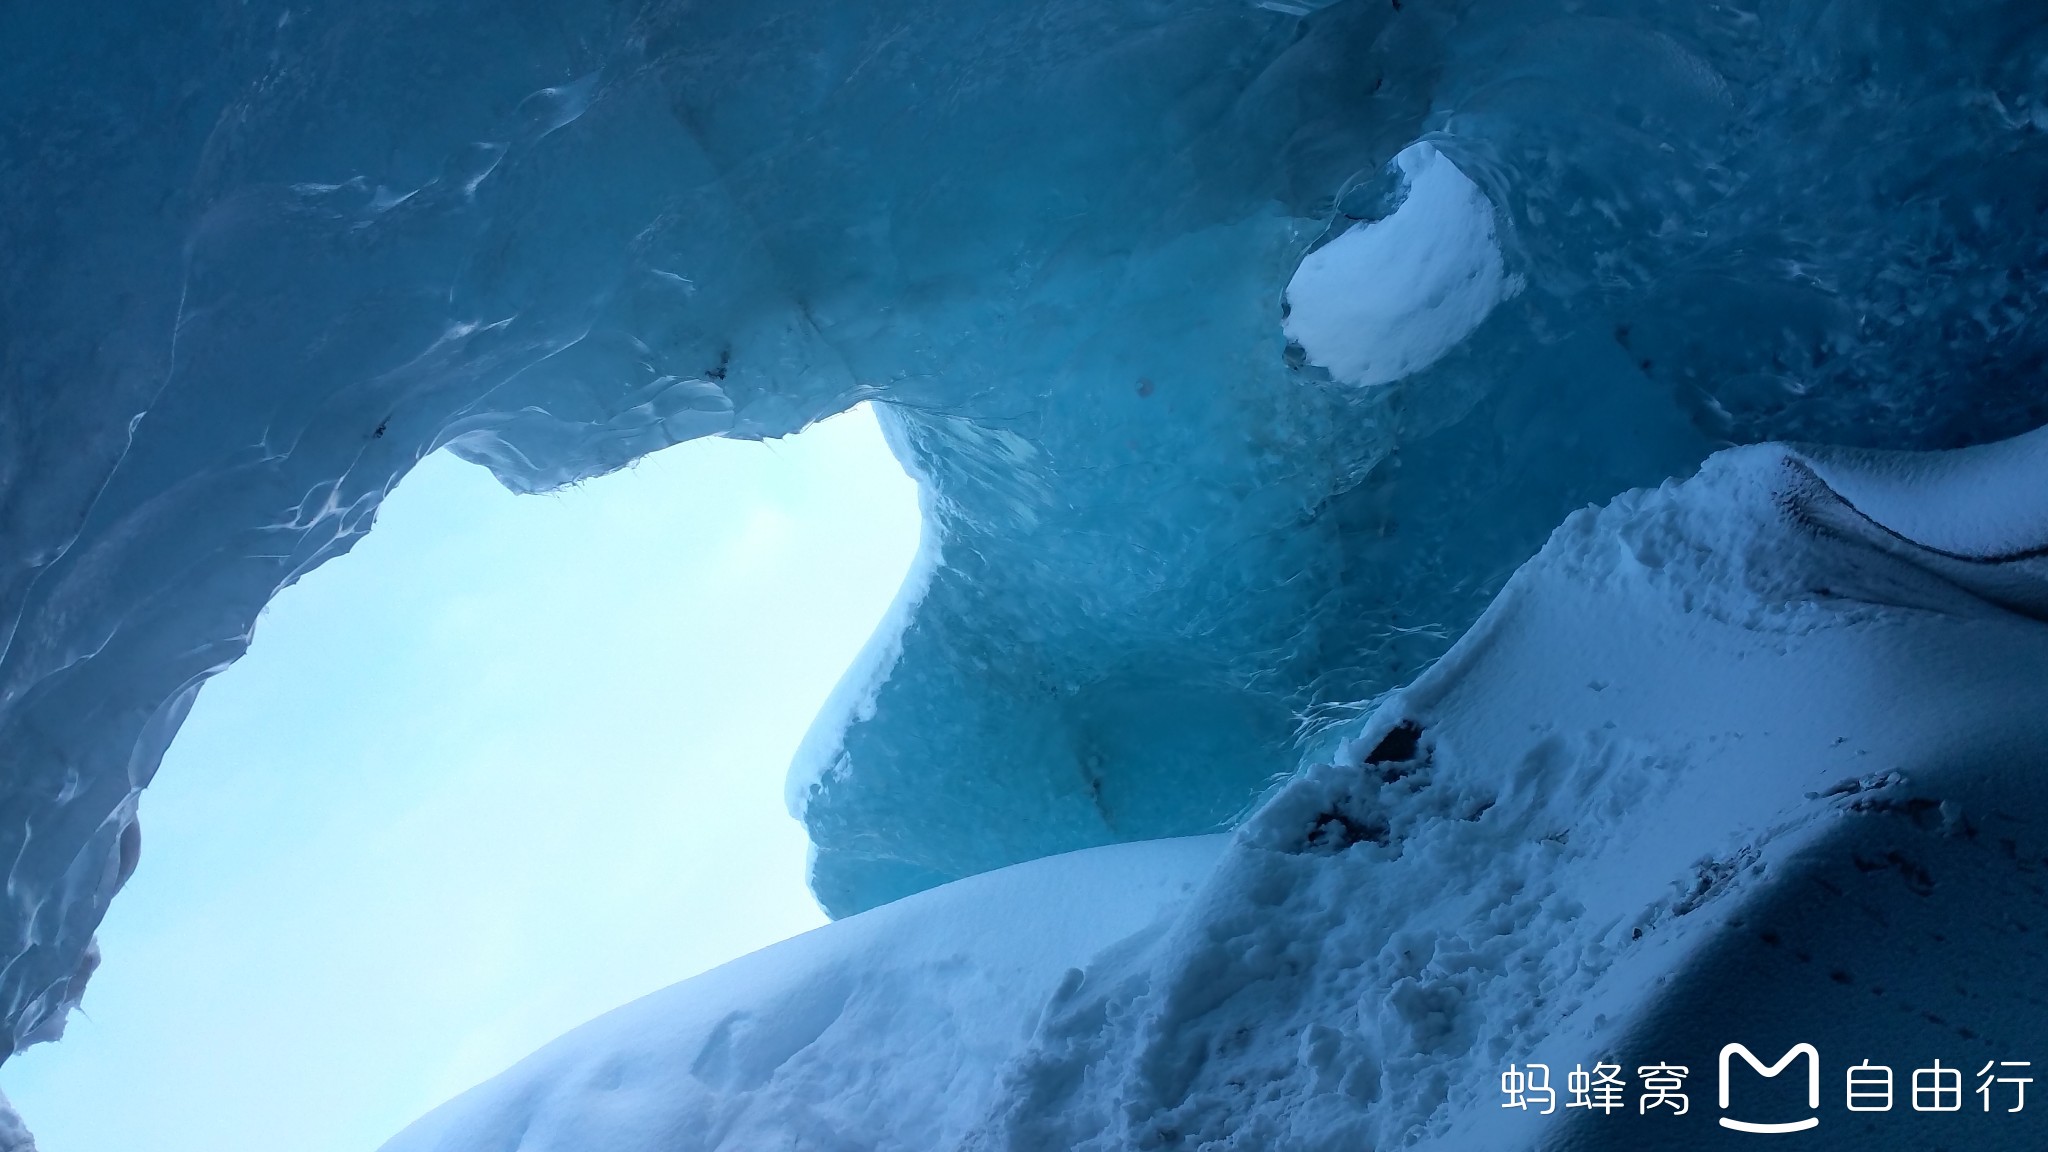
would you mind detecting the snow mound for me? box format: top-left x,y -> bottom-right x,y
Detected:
378,836 -> 1225,1152
383,423 -> 2048,1149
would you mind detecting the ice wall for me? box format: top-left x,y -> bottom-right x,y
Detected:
4,0 -> 2048,1058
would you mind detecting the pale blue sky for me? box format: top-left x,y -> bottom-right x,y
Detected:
1,405 -> 922,1152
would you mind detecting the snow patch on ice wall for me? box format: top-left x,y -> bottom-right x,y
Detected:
1283,143 -> 1515,387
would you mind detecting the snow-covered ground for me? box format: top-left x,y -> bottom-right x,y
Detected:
380,425 -> 2048,1150
381,836 -> 1227,1152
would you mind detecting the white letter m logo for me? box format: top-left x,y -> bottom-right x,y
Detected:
1718,1043 -> 1820,1134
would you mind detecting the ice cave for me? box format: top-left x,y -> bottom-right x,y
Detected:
4,0 -> 2048,1148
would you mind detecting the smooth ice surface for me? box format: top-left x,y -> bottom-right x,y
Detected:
0,407 -> 919,1152
384,423 -> 2048,1151
6,0 -> 2048,1060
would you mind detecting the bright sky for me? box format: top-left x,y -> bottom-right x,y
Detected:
1,404 -> 922,1152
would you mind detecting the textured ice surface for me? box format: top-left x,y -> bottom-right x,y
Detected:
6,0 -> 2048,1060
383,423 -> 2048,1151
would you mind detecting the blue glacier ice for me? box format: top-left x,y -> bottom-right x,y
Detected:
4,0 -> 2048,1134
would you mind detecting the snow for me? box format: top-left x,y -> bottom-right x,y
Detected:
379,422 -> 2048,1149
1282,143 -> 1516,387
379,836 -> 1227,1152
1799,421 -> 2048,562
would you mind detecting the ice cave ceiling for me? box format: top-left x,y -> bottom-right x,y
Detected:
3,0 -> 2047,1065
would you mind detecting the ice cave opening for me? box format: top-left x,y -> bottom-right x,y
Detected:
11,2 -> 2048,1149
0,406 -> 921,1152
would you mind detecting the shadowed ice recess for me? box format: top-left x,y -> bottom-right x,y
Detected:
3,0 -> 2048,1147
